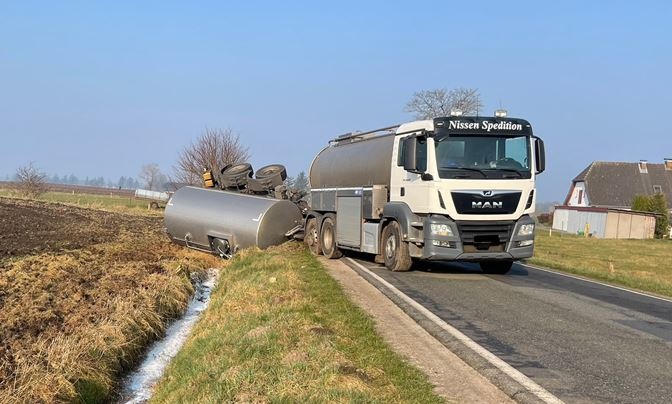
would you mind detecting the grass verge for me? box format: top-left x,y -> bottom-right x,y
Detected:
152,243 -> 442,403
529,227 -> 672,298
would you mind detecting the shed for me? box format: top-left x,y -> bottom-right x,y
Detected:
552,206 -> 656,239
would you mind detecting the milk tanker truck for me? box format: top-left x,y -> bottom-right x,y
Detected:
165,111 -> 545,274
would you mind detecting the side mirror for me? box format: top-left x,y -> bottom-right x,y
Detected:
403,137 -> 417,172
535,138 -> 546,174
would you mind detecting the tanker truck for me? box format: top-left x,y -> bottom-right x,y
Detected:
165,111 -> 544,274
305,111 -> 545,274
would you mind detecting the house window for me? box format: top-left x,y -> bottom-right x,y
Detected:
639,161 -> 648,173
578,189 -> 583,204
653,185 -> 662,194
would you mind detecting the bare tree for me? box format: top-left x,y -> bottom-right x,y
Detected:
173,128 -> 250,186
405,87 -> 482,119
139,163 -> 163,191
16,162 -> 47,198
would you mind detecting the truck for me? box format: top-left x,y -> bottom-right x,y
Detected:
165,111 -> 545,274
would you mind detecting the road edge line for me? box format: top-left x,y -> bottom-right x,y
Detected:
522,263 -> 672,303
343,257 -> 563,404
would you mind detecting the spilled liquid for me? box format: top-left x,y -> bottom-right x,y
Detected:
118,269 -> 218,403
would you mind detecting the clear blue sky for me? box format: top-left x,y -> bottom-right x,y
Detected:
1,1 -> 670,201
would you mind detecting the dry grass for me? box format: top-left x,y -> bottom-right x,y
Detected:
0,199 -> 220,403
151,243 -> 441,403
530,227 -> 672,297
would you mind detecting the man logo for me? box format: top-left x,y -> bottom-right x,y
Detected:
483,190 -> 493,197
472,201 -> 503,209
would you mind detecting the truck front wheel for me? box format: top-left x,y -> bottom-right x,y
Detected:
320,216 -> 342,259
479,261 -> 513,274
382,221 -> 412,272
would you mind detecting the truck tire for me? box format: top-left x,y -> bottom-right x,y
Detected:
223,162 -> 252,177
304,217 -> 322,256
479,261 -> 513,274
221,163 -> 253,188
382,221 -> 412,272
255,164 -> 287,181
320,215 -> 342,259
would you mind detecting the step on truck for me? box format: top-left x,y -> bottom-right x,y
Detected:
305,111 -> 545,274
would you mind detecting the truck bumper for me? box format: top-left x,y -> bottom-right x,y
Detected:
419,215 -> 535,262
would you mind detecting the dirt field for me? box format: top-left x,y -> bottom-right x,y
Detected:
0,197 -> 156,258
0,197 -> 219,403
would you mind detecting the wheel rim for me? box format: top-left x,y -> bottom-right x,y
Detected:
306,221 -> 318,248
385,234 -> 396,260
323,222 -> 334,251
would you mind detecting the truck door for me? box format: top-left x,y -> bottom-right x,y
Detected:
390,135 -> 432,213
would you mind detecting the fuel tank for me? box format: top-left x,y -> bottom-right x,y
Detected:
309,134 -> 396,188
165,186 -> 303,255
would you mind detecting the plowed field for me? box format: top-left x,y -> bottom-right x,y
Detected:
0,197 -> 156,258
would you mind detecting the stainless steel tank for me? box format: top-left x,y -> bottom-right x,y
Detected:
309,134 -> 395,188
165,186 -> 303,255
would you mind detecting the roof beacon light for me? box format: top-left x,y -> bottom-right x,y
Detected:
449,109 -> 463,117
495,109 -> 508,118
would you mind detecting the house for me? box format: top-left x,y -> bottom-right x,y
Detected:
564,159 -> 672,211
552,159 -> 672,239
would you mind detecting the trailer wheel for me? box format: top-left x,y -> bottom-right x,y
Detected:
223,162 -> 252,175
382,221 -> 412,272
255,164 -> 287,181
304,217 -> 322,255
479,261 -> 513,274
320,215 -> 342,259
221,163 -> 253,188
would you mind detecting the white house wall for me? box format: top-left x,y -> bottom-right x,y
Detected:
567,181 -> 589,206
567,210 -> 607,237
552,209 -> 569,231
552,208 -> 607,237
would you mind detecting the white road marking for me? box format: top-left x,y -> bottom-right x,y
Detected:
345,257 -> 564,404
522,263 -> 672,304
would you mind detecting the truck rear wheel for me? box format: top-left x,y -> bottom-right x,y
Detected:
304,217 -> 322,256
479,261 -> 513,274
382,221 -> 412,272
320,215 -> 342,259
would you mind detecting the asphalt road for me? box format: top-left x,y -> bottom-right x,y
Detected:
351,258 -> 672,404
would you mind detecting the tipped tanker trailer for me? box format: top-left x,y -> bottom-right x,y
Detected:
167,111 -> 546,274
164,163 -> 305,258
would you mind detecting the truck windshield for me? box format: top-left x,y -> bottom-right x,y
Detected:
435,134 -> 531,179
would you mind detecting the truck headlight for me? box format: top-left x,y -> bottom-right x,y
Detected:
430,223 -> 453,237
518,223 -> 535,236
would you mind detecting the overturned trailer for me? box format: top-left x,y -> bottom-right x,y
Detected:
165,186 -> 303,258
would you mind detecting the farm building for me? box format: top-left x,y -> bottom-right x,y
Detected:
552,206 -> 656,239
553,159 -> 671,239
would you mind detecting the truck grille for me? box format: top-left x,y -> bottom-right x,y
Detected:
456,221 -> 514,251
451,191 -> 521,214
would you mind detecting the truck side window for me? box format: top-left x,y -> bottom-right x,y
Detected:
416,137 -> 427,172
397,139 -> 405,166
